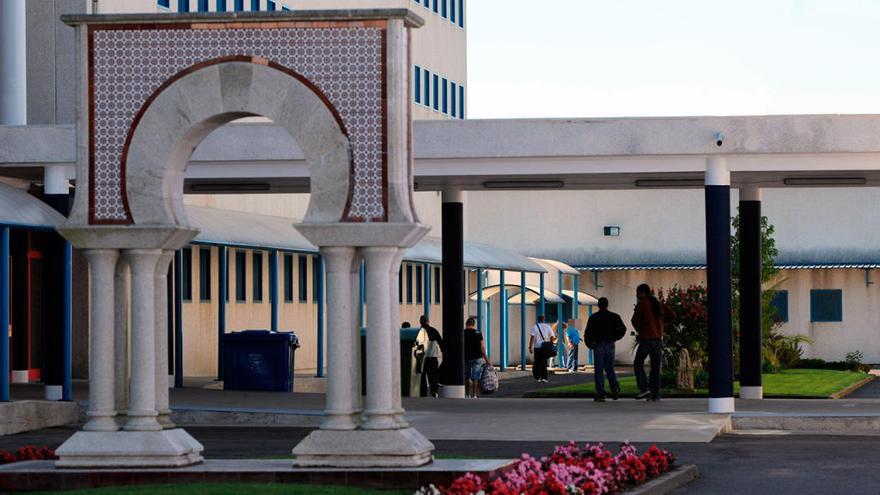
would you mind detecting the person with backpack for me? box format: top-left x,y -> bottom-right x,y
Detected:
464,317 -> 490,398
631,284 -> 676,402
419,315 -> 444,398
584,297 -> 626,401
529,315 -> 556,383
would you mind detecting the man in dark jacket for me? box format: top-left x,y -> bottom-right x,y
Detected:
584,297 -> 626,401
631,284 -> 676,401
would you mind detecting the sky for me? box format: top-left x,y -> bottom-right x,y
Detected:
467,0 -> 880,119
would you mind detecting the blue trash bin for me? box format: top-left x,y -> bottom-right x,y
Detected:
222,330 -> 299,392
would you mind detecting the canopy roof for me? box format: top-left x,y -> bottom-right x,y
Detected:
468,284 -> 565,304
530,257 -> 580,275
0,182 -> 66,229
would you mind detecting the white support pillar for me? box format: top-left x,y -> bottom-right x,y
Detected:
0,0 -> 26,126
361,247 -> 399,431
124,249 -> 162,432
82,249 -> 120,432
389,248 -> 407,427
113,258 -> 130,421
320,247 -> 359,430
154,250 -> 174,428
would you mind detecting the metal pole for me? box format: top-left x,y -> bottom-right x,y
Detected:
557,271 -> 564,368
174,250 -> 184,388
520,271 -> 527,370
62,241 -> 72,401
315,255 -> 325,378
218,246 -> 227,381
1,227 -> 9,401
359,261 -> 365,329
476,268 -> 483,332
499,270 -> 507,371
485,300 -> 491,360
269,250 -> 278,332
423,263 -> 430,319
539,272 -> 545,318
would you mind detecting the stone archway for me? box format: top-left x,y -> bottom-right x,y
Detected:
57,11 -> 431,468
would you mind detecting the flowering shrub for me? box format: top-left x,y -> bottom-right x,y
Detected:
0,445 -> 57,464
418,442 -> 675,495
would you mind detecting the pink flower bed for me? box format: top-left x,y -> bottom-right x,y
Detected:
0,446 -> 57,464
420,442 -> 676,495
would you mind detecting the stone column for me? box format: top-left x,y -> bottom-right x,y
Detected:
155,250 -> 174,428
389,248 -> 408,427
361,247 -> 399,431
83,249 -> 120,432
0,0 -> 26,126
320,246 -> 358,430
113,258 -> 130,420
124,249 -> 162,432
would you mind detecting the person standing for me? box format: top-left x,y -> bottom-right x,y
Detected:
463,317 -> 489,398
631,284 -> 676,401
584,298 -> 626,401
419,315 -> 443,398
563,319 -> 581,372
528,315 -> 556,383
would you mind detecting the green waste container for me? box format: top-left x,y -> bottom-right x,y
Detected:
360,327 -> 425,397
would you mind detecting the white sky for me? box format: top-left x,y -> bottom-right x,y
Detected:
467,0 -> 880,119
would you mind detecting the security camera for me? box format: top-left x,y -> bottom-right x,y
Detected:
715,132 -> 724,147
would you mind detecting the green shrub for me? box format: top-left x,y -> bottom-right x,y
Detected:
795,358 -> 870,373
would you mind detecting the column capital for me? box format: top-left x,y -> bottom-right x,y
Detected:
739,185 -> 762,202
705,157 -> 730,186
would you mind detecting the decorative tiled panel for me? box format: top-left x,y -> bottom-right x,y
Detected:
90,25 -> 385,223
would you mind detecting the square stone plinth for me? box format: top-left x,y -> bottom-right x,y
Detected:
292,428 -> 435,468
56,428 -> 204,468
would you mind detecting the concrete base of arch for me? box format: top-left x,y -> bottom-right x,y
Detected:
292,428 -> 434,468
55,429 -> 204,468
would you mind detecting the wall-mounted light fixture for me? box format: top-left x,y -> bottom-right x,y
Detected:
603,226 -> 621,237
783,177 -> 867,186
634,179 -> 703,188
482,180 -> 565,190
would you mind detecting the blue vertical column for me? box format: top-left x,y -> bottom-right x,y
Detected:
557,272 -> 564,367
315,255 -> 325,378
739,186 -> 763,400
358,261 -> 365,329
572,272 -> 579,372
476,268 -> 483,332
423,263 -> 431,319
269,250 -> 278,332
174,250 -> 184,388
520,271 -> 527,369
217,245 -> 227,381
499,270 -> 507,371
485,300 -> 491,360
62,241 -> 72,401
706,157 -> 734,413
1,227 -> 9,402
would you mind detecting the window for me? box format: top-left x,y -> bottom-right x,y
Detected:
178,0 -> 190,12
253,251 -> 263,302
441,0 -> 447,18
199,247 -> 211,301
458,85 -> 465,119
235,251 -> 247,302
450,82 -> 457,117
283,254 -> 294,302
198,0 -> 209,11
406,264 -> 413,303
158,0 -> 171,9
216,0 -> 227,11
416,265 -> 423,304
251,0 -> 259,11
434,266 -> 441,303
298,255 -> 308,302
398,267 -> 404,303
414,66 -> 421,105
432,0 -> 438,13
458,0 -> 464,27
450,0 -> 456,23
312,257 -> 320,302
423,0 -> 429,8
432,74 -> 439,111
267,0 -> 276,9
442,78 -> 448,114
811,289 -> 843,322
181,248 -> 193,301
771,290 -> 788,322
234,0 -> 244,10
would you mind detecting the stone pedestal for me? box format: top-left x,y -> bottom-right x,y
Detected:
291,428 -> 434,468
56,429 -> 203,468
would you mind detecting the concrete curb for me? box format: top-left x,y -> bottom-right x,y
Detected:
732,414 -> 880,434
831,374 -> 876,399
625,465 -> 699,495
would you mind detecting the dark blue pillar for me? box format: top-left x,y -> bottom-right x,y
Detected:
441,190 -> 465,397
269,250 -> 279,332
315,255 -> 325,378
557,271 -> 564,368
520,271 -> 527,369
739,186 -> 763,400
174,250 -> 184,388
539,272 -> 546,318
62,241 -> 72,401
499,270 -> 507,371
476,268 -> 483,331
218,245 -> 227,381
706,157 -> 734,413
1,226 -> 9,402
423,263 -> 431,319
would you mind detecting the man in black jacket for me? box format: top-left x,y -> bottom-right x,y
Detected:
584,297 -> 626,401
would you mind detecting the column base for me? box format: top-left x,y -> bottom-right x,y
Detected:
739,386 -> 763,400
44,385 -> 63,401
56,428 -> 204,468
440,385 -> 465,399
708,397 -> 735,414
158,411 -> 176,429
292,428 -> 434,468
11,371 -> 28,384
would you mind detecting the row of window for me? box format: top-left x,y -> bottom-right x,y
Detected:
412,0 -> 465,29
414,66 -> 465,119
771,289 -> 843,323
158,0 -> 291,12
398,264 -> 442,305
179,246 -> 317,304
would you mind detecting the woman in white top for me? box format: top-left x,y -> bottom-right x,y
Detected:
528,315 -> 556,383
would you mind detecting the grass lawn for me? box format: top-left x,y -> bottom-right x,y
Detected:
530,369 -> 872,399
32,483 -> 410,495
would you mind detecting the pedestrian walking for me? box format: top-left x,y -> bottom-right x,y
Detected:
419,315 -> 443,398
528,315 -> 556,383
584,297 -> 626,401
564,318 -> 581,372
631,284 -> 676,402
464,317 -> 490,398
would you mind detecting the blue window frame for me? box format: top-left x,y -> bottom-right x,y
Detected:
406,264 -> 413,303
216,0 -> 227,11
178,0 -> 190,12
441,0 -> 447,18
197,0 -> 209,11
810,289 -> 843,322
398,268 -> 404,303
267,0 -> 276,10
235,250 -> 247,302
181,247 -> 192,301
298,255 -> 308,302
450,82 -> 457,117
458,0 -> 464,27
234,0 -> 244,11
283,254 -> 293,302
253,251 -> 263,302
251,0 -> 259,11
458,85 -> 465,119
158,0 -> 171,8
450,0 -> 456,23
414,66 -> 421,104
423,0 -> 429,8
423,69 -> 431,108
442,77 -> 448,114
433,266 -> 441,303
432,0 -> 439,14
199,247 -> 211,301
771,290 -> 789,323
432,74 -> 440,111
416,265 -> 423,304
